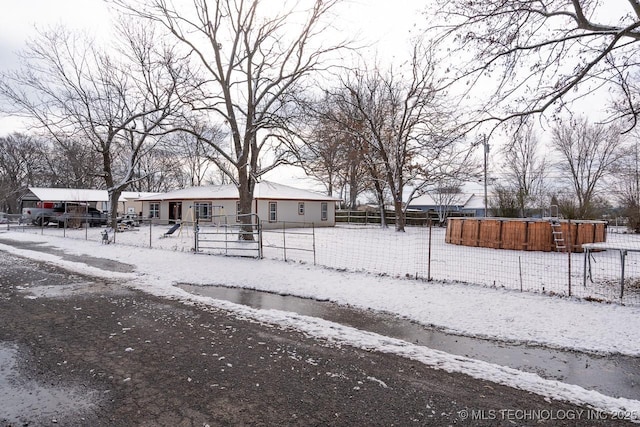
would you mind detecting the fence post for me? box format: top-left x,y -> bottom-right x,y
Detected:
519,256 -> 523,292
224,216 -> 228,255
149,219 -> 153,249
427,219 -> 432,281
194,215 -> 199,253
312,222 -> 316,266
282,221 -> 287,261
567,219 -> 572,297
258,218 -> 263,259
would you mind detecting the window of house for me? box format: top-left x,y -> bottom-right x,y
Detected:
194,202 -> 212,221
298,202 -> 305,215
321,202 -> 328,221
269,201 -> 277,222
149,203 -> 160,218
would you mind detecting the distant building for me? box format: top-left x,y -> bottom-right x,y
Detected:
408,192 -> 490,218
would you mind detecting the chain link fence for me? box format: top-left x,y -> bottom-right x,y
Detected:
3,216 -> 639,306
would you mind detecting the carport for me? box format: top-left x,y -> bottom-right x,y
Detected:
20,187 -> 159,216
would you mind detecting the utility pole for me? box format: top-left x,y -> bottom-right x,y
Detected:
483,135 -> 490,217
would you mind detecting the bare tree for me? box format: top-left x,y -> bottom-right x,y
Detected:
0,23 -> 187,225
166,128 -> 228,187
45,138 -> 102,189
427,181 -> 465,224
612,134 -> 640,231
431,1 -> 640,131
0,133 -> 49,213
127,145 -> 187,192
489,183 -> 521,218
299,115 -> 347,199
336,45 -> 462,231
501,124 -> 548,217
0,133 -> 104,212
340,140 -> 371,209
551,117 -> 625,218
300,92 -> 370,207
114,0 -> 349,238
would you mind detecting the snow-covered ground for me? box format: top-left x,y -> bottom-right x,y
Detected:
10,222 -> 640,304
1,226 -> 640,421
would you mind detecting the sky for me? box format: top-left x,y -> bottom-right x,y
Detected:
0,0 -> 110,133
0,0 -> 421,94
1,226 -> 640,420
0,0 -> 111,64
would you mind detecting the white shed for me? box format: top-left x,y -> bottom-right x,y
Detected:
137,181 -> 340,228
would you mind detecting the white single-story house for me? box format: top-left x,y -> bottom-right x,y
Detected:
136,181 -> 341,228
20,187 -> 159,216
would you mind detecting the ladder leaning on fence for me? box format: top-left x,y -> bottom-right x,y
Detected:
547,205 -> 566,252
550,220 -> 566,252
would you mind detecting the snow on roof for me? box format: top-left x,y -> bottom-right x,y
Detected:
137,181 -> 341,202
462,194 -> 488,210
409,192 -> 473,207
121,191 -> 161,201
26,187 -> 160,203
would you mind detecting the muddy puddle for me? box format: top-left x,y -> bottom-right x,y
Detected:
0,343 -> 98,425
178,283 -> 640,400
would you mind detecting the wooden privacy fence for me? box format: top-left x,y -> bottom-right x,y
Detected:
335,210 -> 445,226
445,217 -> 607,252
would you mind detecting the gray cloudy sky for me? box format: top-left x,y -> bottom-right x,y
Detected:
0,0 -> 421,134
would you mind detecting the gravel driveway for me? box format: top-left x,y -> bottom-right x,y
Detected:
0,249 -> 631,426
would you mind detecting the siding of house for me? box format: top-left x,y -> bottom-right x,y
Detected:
255,199 -> 334,228
142,198 -> 335,228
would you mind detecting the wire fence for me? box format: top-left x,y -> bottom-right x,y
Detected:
3,213 -> 640,306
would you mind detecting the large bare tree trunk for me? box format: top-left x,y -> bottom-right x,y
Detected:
394,199 -> 406,232
108,188 -> 122,230
237,171 -> 256,241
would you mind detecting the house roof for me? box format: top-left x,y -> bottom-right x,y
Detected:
24,187 -> 160,203
408,191 -> 495,211
137,181 -> 341,202
462,194 -> 487,210
409,192 -> 473,207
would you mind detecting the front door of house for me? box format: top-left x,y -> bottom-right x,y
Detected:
169,202 -> 182,223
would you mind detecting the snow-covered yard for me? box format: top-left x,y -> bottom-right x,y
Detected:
10,222 -> 640,305
1,226 -> 640,420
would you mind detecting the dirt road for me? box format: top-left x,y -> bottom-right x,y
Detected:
0,249 -> 631,426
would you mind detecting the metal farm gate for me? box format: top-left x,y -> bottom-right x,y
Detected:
195,213 -> 262,258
